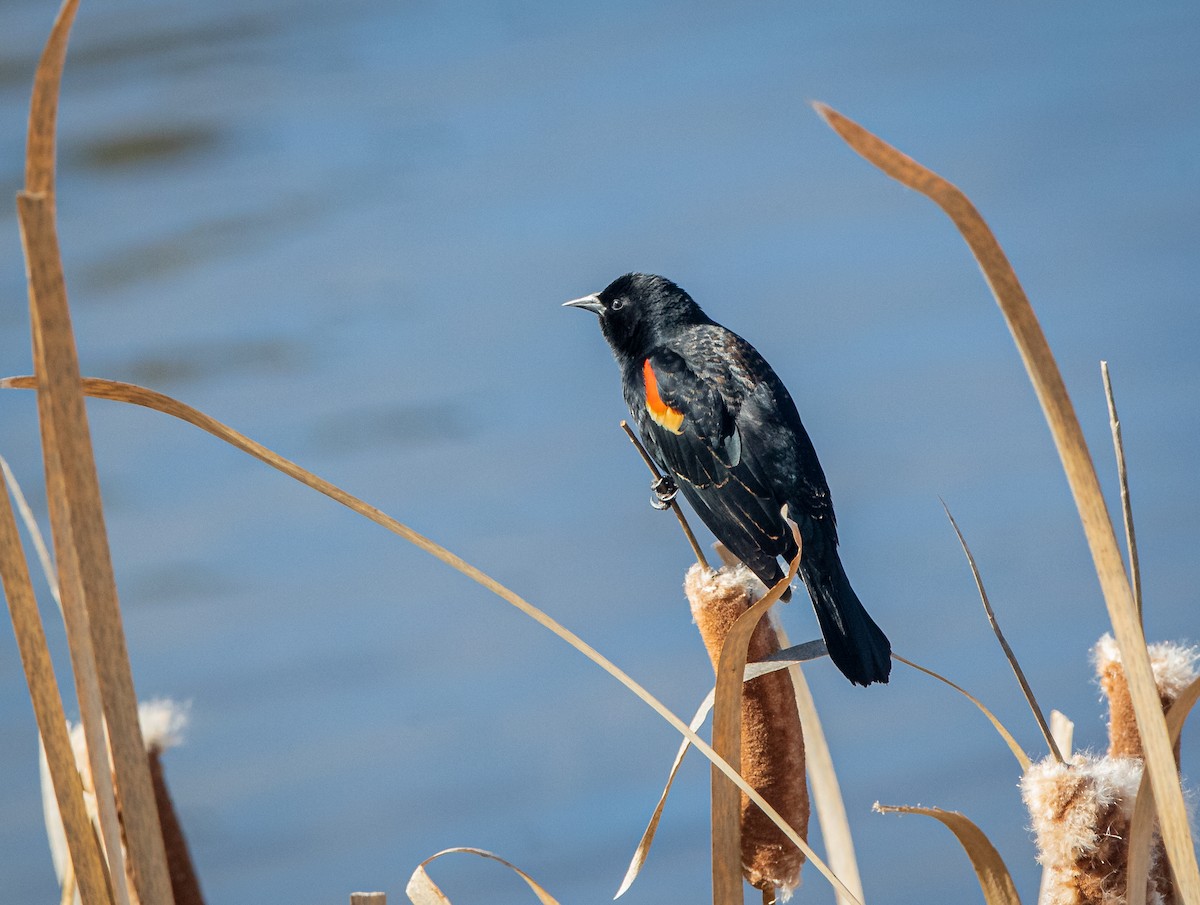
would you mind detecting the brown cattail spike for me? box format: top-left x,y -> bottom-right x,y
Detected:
686,563 -> 809,899
1021,755 -> 1158,905
1095,634 -> 1198,763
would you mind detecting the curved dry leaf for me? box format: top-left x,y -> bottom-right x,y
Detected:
615,689 -> 715,899
1,375 -> 859,903
406,866 -> 451,905
875,804 -> 1020,905
1126,673 -> 1200,905
941,501 -> 1061,763
815,102 -> 1197,897
893,654 -> 1031,772
407,847 -> 560,905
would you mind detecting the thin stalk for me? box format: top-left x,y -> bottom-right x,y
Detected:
620,420 -> 710,570
1101,361 -> 1141,624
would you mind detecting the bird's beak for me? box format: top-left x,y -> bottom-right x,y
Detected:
562,293 -> 604,314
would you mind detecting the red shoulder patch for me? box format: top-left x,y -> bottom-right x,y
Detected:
643,359 -> 685,434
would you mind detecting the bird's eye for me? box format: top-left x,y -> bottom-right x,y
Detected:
610,298 -> 625,311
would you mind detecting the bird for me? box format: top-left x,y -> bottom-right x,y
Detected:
564,272 -> 890,685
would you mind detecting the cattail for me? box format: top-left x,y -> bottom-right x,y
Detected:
686,563 -> 809,901
1021,754 -> 1154,905
1093,634 -> 1197,905
41,699 -> 204,905
1094,633 -> 1198,762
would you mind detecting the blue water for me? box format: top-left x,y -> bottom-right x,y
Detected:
2,2 -> 1198,903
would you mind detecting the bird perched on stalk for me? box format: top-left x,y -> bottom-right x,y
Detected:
565,273 -> 890,685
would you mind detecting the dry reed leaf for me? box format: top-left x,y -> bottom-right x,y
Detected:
1,376 -> 858,904
942,501 -> 1062,762
874,804 -> 1020,905
615,689 -> 715,899
1049,710 -> 1074,759
815,102 -> 1197,900
0,455 -> 61,610
743,639 -> 829,680
1101,362 -> 1141,624
893,654 -> 1030,771
406,866 -> 451,905
774,624 -> 865,905
19,0 -> 171,900
0,472 -> 112,905
406,848 -> 560,905
620,639 -> 858,901
709,547 -> 800,905
1126,673 -> 1200,905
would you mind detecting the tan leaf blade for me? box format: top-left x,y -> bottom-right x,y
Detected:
894,654 -> 1030,772
743,638 -> 828,681
406,865 -> 451,905
0,467 -> 111,905
408,848 -> 560,905
941,501 -> 1061,763
875,804 -> 1021,905
1126,673 -> 1200,905
774,625 -> 865,905
21,0 -> 172,899
710,540 -> 799,905
615,689 -> 715,899
1,375 -> 859,904
815,102 -> 1197,900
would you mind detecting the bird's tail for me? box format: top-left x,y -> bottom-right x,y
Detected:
799,545 -> 891,686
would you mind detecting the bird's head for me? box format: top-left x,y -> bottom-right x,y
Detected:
563,272 -> 709,357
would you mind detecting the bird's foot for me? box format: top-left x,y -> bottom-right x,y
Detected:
650,475 -> 678,510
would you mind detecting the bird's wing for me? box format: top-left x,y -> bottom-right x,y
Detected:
639,348 -> 741,481
637,349 -> 794,575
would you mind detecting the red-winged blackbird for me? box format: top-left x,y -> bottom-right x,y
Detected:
566,273 -> 890,685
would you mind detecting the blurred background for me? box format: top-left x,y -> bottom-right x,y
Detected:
1,2 -> 1198,902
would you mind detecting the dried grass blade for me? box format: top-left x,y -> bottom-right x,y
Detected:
0,477 -> 112,905
2,375 -> 861,904
0,455 -> 61,610
775,625 -> 865,905
615,690 -> 715,899
743,639 -> 828,680
1048,710 -> 1073,759
21,1 -> 133,897
407,848 -> 560,905
1101,361 -> 1141,624
710,542 -> 799,905
25,0 -> 78,193
1126,673 -> 1200,905
874,804 -> 1021,905
406,866 -> 451,905
19,198 -> 132,905
941,501 -> 1062,762
815,102 -> 1197,898
21,1 -> 173,899
894,654 -> 1030,771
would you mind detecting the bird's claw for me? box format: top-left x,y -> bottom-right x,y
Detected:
651,475 -> 678,510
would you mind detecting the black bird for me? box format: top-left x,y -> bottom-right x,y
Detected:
565,273 -> 890,685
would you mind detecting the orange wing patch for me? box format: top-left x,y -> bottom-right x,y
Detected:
643,359 -> 685,434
